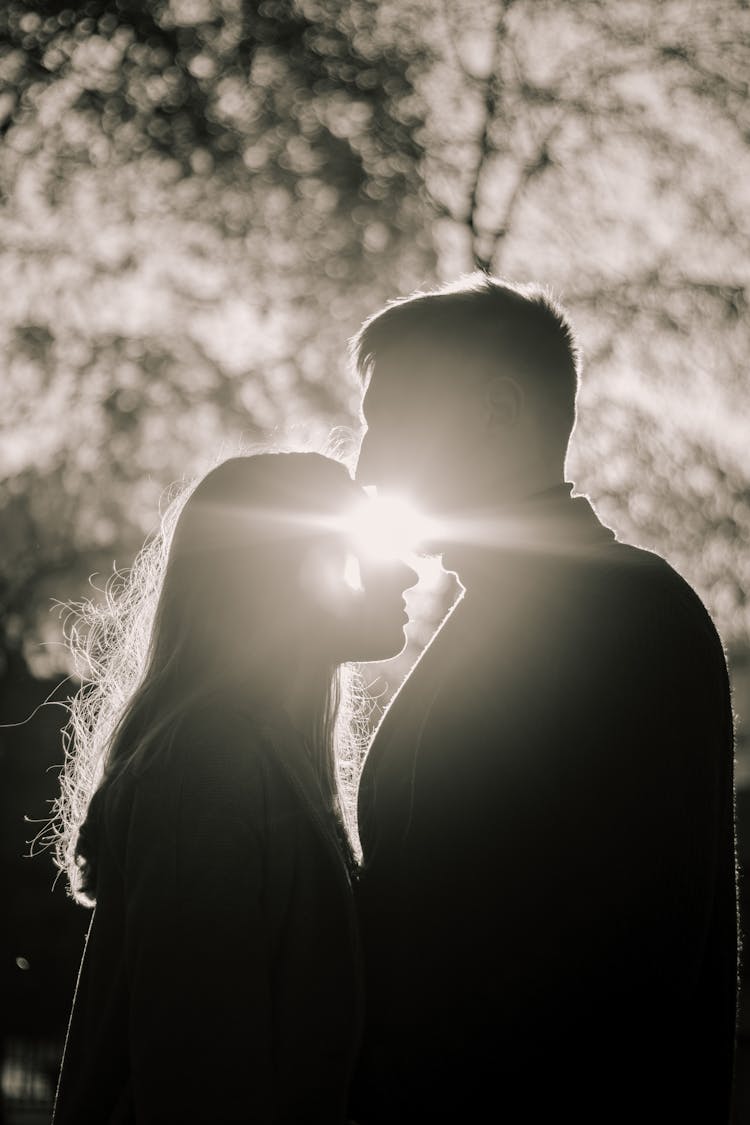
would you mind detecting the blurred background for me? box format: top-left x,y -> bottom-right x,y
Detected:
1,0 -> 748,1120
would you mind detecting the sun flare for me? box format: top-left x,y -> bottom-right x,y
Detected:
345,492 -> 432,563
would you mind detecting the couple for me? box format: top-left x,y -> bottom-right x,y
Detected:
53,276 -> 737,1124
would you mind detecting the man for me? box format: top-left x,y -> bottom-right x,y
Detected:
350,275 -> 737,1123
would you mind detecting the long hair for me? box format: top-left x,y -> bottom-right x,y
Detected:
52,453 -> 365,905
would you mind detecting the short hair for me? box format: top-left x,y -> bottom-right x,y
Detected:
351,273 -> 581,447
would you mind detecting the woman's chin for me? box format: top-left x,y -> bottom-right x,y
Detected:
343,623 -> 408,665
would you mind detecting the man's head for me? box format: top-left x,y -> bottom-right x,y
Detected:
353,273 -> 581,521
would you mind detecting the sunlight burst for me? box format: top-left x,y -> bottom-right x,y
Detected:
345,492 -> 433,563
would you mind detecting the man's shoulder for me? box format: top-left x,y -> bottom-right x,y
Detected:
588,539 -> 719,637
544,540 -> 730,706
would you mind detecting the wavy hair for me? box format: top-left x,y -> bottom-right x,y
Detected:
52,453 -> 368,905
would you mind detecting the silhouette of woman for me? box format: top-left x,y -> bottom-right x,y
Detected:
51,453 -> 416,1124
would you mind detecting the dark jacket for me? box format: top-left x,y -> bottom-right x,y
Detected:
353,489 -> 737,1124
53,702 -> 363,1124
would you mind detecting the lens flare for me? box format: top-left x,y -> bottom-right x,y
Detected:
343,551 -> 363,591
345,492 -> 432,562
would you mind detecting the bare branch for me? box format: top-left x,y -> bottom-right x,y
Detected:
464,5 -> 513,270
488,116 -> 563,271
565,270 -> 748,316
419,180 -> 464,224
437,0 -> 487,87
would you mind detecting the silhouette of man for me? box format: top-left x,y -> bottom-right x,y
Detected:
351,275 -> 737,1124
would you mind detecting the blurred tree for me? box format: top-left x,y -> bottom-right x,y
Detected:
0,0 -> 437,671
416,0 -> 750,646
0,0 -> 748,668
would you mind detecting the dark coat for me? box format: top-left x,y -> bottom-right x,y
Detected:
353,489 -> 737,1124
53,702 -> 363,1124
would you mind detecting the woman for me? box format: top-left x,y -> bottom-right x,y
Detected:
51,452 -> 416,1124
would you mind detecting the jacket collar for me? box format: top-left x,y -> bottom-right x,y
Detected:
442,484 -> 617,590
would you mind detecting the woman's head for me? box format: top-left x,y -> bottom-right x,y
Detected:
154,452 -> 415,692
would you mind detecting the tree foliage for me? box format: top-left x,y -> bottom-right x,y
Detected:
420,0 -> 750,642
0,0 -> 436,671
1,0 -> 749,672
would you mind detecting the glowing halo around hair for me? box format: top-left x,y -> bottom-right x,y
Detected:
343,491 -> 433,565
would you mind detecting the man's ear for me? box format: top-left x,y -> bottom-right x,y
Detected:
484,376 -> 523,430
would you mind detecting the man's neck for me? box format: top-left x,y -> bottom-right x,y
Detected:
438,482 -> 611,584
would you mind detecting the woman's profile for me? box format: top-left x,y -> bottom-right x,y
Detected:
50,452 -> 416,1124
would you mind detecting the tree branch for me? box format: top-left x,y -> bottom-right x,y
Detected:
465,4 -> 513,271
488,115 -> 563,271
